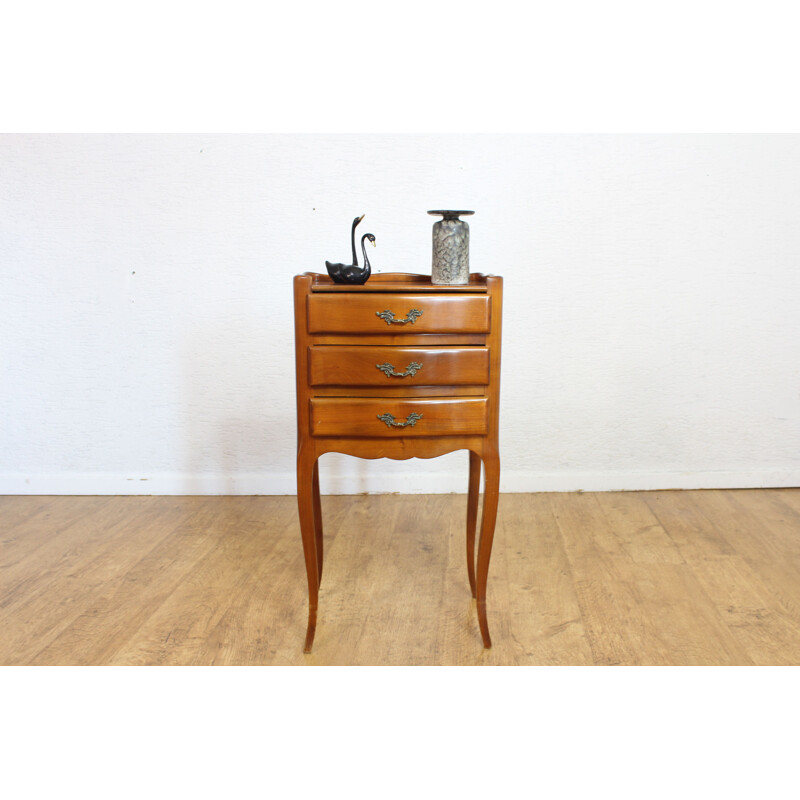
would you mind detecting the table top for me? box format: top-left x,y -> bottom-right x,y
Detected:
307,272 -> 490,293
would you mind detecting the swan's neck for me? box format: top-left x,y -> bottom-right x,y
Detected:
361,237 -> 372,276
351,219 -> 360,266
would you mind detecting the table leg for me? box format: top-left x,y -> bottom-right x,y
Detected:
297,446 -> 320,653
466,449 -> 481,598
312,459 -> 323,583
475,448 -> 500,649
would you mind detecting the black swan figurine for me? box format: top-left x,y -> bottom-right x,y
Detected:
325,215 -> 376,285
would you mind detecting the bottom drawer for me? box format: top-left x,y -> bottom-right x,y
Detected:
310,397 -> 488,437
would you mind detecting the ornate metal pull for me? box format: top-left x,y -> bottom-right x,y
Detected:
376,308 -> 423,325
377,412 -> 423,428
376,361 -> 423,378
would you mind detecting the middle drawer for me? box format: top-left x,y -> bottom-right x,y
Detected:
308,346 -> 490,387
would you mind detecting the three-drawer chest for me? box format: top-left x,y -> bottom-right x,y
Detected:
293,271 -> 503,652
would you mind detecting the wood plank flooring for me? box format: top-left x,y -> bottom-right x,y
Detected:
2,490 -> 800,665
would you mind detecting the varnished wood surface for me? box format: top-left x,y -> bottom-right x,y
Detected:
308,271 -> 490,292
3,489 -> 800,665
295,272 -> 503,650
309,397 -> 489,437
311,333 -> 488,347
307,293 -> 491,334
308,346 -> 490,387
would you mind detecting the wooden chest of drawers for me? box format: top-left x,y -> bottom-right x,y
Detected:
293,271 -> 503,652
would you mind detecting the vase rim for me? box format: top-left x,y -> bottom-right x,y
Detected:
427,209 -> 474,218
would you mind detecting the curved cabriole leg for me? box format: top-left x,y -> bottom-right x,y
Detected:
312,459 -> 323,583
475,449 -> 500,649
466,450 -> 482,598
297,447 -> 320,653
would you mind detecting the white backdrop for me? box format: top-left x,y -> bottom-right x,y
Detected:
2,133 -> 799,494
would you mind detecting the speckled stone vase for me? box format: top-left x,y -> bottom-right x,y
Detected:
428,210 -> 474,285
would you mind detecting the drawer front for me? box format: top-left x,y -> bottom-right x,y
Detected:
307,294 -> 490,334
308,346 -> 490,387
310,397 -> 488,437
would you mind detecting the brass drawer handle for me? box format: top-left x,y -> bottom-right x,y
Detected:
377,411 -> 423,428
376,309 -> 423,325
376,361 -> 423,378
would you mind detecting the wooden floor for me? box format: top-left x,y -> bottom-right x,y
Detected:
2,489 -> 800,665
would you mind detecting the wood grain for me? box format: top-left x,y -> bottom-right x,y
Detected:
307,293 -> 491,334
551,491 -> 750,665
308,271 -> 489,293
3,489 -> 800,665
309,397 -> 489,438
308,346 -> 490,388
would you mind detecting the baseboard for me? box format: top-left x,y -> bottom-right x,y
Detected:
1,469 -> 798,495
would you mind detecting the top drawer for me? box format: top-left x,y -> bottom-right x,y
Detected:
307,294 -> 491,335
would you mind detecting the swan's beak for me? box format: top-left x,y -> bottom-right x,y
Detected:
371,240 -> 376,246
357,214 -> 365,222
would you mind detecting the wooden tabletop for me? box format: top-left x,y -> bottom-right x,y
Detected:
308,271 -> 490,293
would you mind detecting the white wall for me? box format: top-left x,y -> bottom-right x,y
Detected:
1,133 -> 799,494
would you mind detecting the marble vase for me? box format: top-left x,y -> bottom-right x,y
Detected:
428,209 -> 474,285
